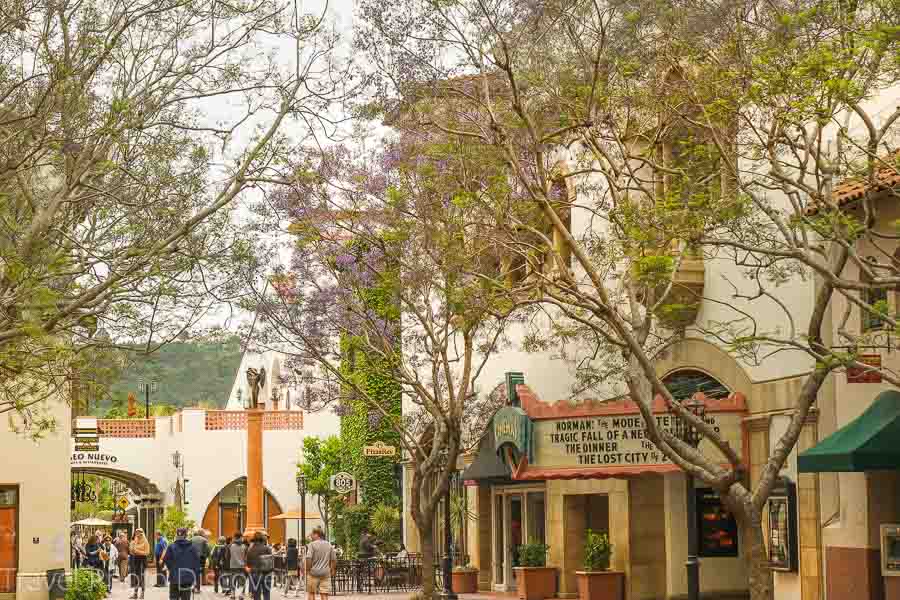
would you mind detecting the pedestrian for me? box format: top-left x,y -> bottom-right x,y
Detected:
245,532 -> 274,600
114,531 -> 130,582
129,528 -> 151,599
357,529 -> 375,560
228,533 -> 248,600
191,529 -> 210,592
155,531 -> 169,587
284,538 -> 301,596
162,528 -> 201,600
106,536 -> 119,594
305,527 -> 335,600
211,536 -> 229,594
83,534 -> 104,572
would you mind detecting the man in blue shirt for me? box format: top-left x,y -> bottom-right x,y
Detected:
154,532 -> 169,587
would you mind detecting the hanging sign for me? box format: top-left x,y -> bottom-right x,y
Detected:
74,417 -> 100,451
330,472 -> 356,494
847,354 -> 883,383
363,441 -> 397,457
117,496 -> 130,511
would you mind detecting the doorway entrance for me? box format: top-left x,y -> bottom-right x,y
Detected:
0,487 -> 18,593
491,486 -> 546,591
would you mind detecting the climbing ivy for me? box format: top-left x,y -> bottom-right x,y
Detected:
339,239 -> 402,508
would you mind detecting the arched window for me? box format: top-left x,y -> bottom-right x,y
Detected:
662,369 -> 730,400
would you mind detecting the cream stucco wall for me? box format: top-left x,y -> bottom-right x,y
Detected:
2,398 -> 71,600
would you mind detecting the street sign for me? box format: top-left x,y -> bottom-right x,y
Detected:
330,471 -> 356,494
117,496 -> 129,511
363,441 -> 397,457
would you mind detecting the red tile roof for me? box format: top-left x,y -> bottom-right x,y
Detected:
807,153 -> 900,215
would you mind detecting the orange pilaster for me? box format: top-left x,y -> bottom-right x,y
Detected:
244,409 -> 265,537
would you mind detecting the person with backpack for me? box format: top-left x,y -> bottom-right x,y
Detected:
228,533 -> 248,600
155,532 -> 169,587
211,537 -> 229,594
162,528 -> 201,600
245,532 -> 274,600
190,530 -> 210,592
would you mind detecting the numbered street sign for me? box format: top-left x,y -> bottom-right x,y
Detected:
330,471 -> 356,494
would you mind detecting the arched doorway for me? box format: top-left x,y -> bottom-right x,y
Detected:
201,478 -> 285,545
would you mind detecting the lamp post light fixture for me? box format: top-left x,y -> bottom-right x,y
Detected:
296,473 -> 307,545
439,452 -> 458,600
674,395 -> 707,600
139,379 -> 158,419
236,479 -> 246,532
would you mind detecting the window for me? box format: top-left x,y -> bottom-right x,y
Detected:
861,259 -> 888,332
550,177 -> 573,269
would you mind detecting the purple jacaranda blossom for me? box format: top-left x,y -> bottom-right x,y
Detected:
335,253 -> 356,267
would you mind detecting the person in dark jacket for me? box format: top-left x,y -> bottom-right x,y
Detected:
190,530 -> 210,592
162,528 -> 200,600
283,539 -> 300,596
211,537 -> 229,594
245,532 -> 273,600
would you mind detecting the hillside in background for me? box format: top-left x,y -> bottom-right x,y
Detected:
93,336 -> 243,416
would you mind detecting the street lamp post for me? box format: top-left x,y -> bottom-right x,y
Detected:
296,473 -> 307,545
140,379 -> 158,419
674,395 -> 707,600
236,480 -> 246,532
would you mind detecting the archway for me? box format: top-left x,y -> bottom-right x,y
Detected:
70,466 -> 165,541
201,478 -> 285,545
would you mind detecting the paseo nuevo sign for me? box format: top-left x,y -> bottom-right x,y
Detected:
71,452 -> 119,467
533,412 -> 742,468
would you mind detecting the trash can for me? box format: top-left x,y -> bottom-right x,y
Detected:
46,568 -> 67,600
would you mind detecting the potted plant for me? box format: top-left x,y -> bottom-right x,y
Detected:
452,564 -> 479,593
513,540 -> 556,600
576,530 -> 624,600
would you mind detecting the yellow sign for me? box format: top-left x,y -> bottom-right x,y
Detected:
363,441 -> 397,457
117,496 -> 129,511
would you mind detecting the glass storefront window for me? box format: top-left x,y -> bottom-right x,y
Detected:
526,492 -> 546,545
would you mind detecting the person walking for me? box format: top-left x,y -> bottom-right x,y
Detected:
162,528 -> 201,600
129,528 -> 151,599
83,534 -> 104,572
245,532 -> 274,600
106,537 -> 119,594
305,527 -> 335,600
228,533 -> 248,600
284,539 -> 301,596
114,532 -> 130,583
211,537 -> 229,594
155,531 -> 169,587
191,529 -> 210,592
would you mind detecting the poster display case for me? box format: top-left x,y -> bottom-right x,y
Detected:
696,488 -> 739,557
768,477 -> 798,572
881,524 -> 900,576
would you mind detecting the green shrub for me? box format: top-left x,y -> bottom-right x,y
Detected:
65,569 -> 106,600
517,540 -> 549,567
583,529 -> 612,571
371,503 -> 401,552
340,504 -> 371,559
158,505 -> 195,541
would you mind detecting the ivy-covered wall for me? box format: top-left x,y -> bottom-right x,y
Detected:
339,241 -> 402,508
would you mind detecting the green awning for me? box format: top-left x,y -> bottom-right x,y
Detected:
799,390 -> 900,472
462,422 -> 512,482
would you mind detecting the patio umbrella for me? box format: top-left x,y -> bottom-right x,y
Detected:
72,517 -> 112,527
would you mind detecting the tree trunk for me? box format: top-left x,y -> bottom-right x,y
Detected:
746,512 -> 773,600
419,521 -> 436,599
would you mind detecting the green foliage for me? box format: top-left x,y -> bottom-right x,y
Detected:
158,506 -> 195,542
339,240 -> 402,508
299,436 -> 347,497
337,504 -> 371,559
583,530 -> 612,571
66,569 -> 107,600
516,540 -> 550,567
95,337 -> 242,416
370,503 -> 401,552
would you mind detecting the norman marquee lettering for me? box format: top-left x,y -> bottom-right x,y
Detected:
534,412 -> 735,469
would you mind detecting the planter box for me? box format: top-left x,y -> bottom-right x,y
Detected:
576,571 -> 625,600
514,567 -> 557,600
451,569 -> 478,594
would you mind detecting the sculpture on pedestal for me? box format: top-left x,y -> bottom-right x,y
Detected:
246,367 -> 266,409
